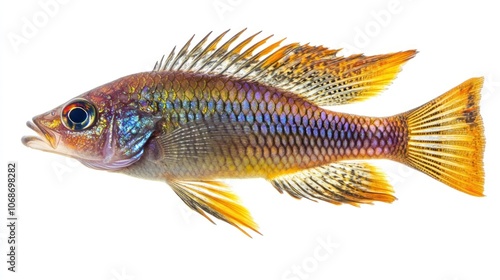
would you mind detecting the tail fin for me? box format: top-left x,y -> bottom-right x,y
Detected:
400,78 -> 485,196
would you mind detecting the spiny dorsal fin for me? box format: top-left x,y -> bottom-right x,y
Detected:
268,162 -> 395,206
153,29 -> 416,105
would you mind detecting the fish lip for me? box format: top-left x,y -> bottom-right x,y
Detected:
22,118 -> 60,150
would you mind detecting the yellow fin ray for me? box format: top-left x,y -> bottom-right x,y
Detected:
268,162 -> 395,206
168,179 -> 260,237
153,29 -> 415,105
260,49 -> 417,105
400,77 -> 484,196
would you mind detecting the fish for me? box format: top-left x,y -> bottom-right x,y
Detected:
22,29 -> 485,236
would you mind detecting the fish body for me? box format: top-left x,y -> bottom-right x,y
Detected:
22,30 -> 484,235
109,71 -> 405,180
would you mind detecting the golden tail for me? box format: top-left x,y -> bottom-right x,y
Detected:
399,77 -> 485,196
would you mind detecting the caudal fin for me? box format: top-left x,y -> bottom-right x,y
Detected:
400,78 -> 485,196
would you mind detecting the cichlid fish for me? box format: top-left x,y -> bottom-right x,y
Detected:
22,29 -> 484,236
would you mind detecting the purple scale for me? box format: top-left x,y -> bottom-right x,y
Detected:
263,91 -> 271,102
241,99 -> 250,114
356,139 -> 362,148
306,126 -> 312,136
379,139 -> 386,147
302,115 -> 309,127
255,111 -> 263,123
294,115 -> 301,126
263,113 -> 272,124
272,112 -> 279,123
336,140 -> 341,148
237,112 -> 245,122
280,113 -> 287,125
254,89 -> 262,102
269,124 -> 276,135
317,117 -> 323,129
320,111 -> 327,121
284,125 -> 290,135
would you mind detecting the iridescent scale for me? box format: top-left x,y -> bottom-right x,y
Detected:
121,71 -> 407,179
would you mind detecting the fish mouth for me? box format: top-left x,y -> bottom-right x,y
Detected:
22,119 -> 60,152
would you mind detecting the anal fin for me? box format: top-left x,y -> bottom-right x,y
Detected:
268,162 -> 395,206
168,178 -> 260,237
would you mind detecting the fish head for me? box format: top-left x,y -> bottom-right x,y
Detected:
22,77 -> 160,170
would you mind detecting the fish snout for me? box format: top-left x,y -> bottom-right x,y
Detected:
22,118 -> 61,151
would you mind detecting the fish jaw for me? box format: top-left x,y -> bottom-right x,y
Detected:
22,118 -> 61,153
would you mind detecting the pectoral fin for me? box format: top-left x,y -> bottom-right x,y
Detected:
151,117 -> 249,163
269,162 -> 395,206
167,178 -> 260,237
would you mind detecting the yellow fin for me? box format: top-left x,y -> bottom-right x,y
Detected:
168,179 -> 260,237
153,29 -> 415,105
401,77 -> 485,196
319,50 -> 416,105
261,49 -> 417,106
268,162 -> 395,206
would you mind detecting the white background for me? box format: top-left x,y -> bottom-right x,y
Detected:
1,1 -> 499,280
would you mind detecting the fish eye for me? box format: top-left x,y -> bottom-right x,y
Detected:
61,99 -> 97,130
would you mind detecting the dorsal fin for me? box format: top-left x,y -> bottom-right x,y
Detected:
153,29 -> 416,105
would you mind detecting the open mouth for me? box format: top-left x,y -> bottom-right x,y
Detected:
21,119 -> 60,152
